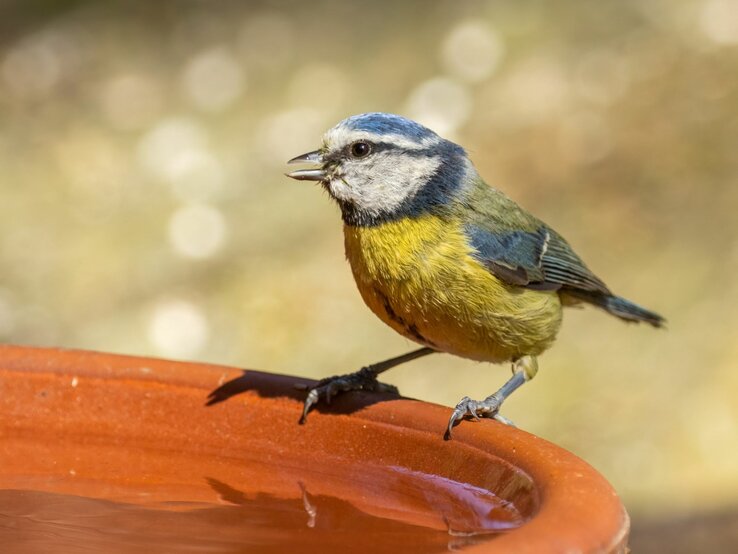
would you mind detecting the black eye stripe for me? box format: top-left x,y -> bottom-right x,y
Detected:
350,142 -> 438,158
323,141 -> 441,164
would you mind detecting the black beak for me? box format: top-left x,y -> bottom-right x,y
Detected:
286,150 -> 326,181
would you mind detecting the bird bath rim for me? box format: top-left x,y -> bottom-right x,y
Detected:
0,345 -> 628,553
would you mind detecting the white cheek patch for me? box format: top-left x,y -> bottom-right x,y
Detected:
331,152 -> 442,216
326,177 -> 351,202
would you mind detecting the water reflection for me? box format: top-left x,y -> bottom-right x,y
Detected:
0,477 -> 508,553
1,418 -> 527,553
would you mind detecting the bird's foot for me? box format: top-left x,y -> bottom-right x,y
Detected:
444,394 -> 515,440
296,366 -> 399,424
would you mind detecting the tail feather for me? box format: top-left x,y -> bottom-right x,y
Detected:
565,290 -> 665,328
603,295 -> 665,327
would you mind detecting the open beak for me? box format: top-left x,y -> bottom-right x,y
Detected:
286,150 -> 326,181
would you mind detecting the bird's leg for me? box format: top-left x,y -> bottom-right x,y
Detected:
298,347 -> 436,424
445,356 -> 538,440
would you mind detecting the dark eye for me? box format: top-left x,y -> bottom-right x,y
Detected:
350,141 -> 372,158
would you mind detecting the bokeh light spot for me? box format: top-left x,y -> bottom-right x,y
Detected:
405,77 -> 472,135
168,203 -> 227,259
166,149 -> 225,203
137,117 -> 208,181
700,0 -> 738,44
147,299 -> 209,358
441,20 -> 505,83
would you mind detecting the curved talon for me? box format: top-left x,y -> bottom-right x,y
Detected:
299,388 -> 320,424
444,412 -> 460,441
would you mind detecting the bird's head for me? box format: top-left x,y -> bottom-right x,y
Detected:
287,112 -> 470,226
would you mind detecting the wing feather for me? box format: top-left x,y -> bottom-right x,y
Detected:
464,224 -> 610,294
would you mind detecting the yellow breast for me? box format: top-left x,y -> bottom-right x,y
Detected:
343,214 -> 563,362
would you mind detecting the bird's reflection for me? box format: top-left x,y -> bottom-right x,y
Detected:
298,481 -> 317,528
202,477 -> 497,551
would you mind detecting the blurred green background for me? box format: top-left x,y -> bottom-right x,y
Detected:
1,0 -> 737,547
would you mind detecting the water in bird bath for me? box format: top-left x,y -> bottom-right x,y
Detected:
0,434 -> 524,553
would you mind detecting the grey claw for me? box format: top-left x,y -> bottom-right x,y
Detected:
444,417 -> 457,441
444,407 -> 464,440
299,389 -> 319,424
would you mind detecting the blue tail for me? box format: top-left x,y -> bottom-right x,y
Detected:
567,291 -> 665,328
603,295 -> 665,327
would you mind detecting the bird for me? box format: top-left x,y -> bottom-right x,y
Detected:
286,112 -> 664,439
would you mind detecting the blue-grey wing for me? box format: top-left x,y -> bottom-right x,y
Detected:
464,223 -> 610,294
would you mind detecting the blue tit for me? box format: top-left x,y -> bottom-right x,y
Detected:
287,112 -> 664,439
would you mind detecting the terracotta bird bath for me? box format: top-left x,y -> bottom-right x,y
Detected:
0,346 -> 628,552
